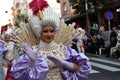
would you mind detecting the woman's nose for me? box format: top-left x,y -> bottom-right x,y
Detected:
48,32 -> 52,35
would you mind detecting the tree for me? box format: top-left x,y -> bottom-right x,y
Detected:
69,0 -> 113,14
14,14 -> 28,27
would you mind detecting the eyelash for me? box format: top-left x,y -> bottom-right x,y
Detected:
42,30 -> 55,33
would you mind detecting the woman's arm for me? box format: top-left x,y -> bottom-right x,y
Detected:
0,40 -> 8,55
11,54 -> 49,80
11,43 -> 49,80
61,46 -> 91,80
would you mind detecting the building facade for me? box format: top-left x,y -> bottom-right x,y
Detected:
57,0 -> 120,31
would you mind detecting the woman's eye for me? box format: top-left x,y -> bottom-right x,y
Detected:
42,30 -> 48,33
50,30 -> 55,32
42,30 -> 55,33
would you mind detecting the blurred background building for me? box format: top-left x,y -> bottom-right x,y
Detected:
57,0 -> 120,32
10,0 -> 120,32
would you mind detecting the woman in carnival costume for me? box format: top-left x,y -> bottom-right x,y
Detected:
0,33 -> 15,80
11,0 -> 91,80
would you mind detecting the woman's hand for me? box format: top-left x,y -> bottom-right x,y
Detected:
47,55 -> 79,72
22,42 -> 40,61
22,42 -> 40,67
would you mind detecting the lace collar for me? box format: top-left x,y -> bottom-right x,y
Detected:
39,40 -> 57,48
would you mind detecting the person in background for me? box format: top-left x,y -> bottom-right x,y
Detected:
92,22 -> 99,31
105,26 -> 118,57
1,25 -> 8,34
0,33 -> 15,80
75,28 -> 86,53
118,24 -> 120,30
77,39 -> 85,53
84,36 -> 93,53
90,22 -> 99,36
11,0 -> 91,80
110,27 -> 120,59
99,23 -> 105,35
90,36 -> 99,54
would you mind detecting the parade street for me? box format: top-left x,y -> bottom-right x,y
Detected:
87,53 -> 120,80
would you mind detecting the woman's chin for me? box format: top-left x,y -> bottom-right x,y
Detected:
44,40 -> 53,43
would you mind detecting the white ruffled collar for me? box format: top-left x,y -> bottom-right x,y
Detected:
39,40 -> 56,48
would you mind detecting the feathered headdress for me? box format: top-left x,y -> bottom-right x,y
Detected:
28,0 -> 60,37
29,0 -> 49,15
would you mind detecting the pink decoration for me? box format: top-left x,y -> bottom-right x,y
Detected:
29,0 -> 49,15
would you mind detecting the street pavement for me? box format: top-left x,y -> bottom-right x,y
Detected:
87,53 -> 120,80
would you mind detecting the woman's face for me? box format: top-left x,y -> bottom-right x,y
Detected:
41,25 -> 55,43
4,36 -> 10,43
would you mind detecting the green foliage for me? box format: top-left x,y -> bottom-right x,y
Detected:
69,0 -> 114,14
69,0 -> 85,14
14,14 -> 28,27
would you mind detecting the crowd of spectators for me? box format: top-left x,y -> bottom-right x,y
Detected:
72,23 -> 120,60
